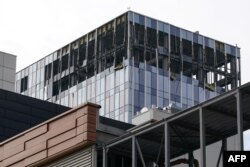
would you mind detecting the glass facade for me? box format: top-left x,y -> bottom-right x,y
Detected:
15,11 -> 241,123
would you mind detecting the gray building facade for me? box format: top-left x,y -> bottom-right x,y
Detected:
0,51 -> 16,92
15,11 -> 241,123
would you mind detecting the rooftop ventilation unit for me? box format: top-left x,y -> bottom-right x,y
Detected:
132,104 -> 182,126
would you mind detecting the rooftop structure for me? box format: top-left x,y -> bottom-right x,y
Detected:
1,82 -> 249,167
15,11 -> 241,123
132,105 -> 176,126
0,51 -> 16,92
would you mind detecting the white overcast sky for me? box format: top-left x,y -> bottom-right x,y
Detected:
0,0 -> 250,149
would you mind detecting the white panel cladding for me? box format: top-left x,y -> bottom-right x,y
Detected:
45,147 -> 93,167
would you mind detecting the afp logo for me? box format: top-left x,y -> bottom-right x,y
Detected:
223,151 -> 250,167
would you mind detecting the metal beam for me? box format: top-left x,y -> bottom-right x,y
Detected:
205,107 -> 250,122
132,136 -> 137,167
201,89 -> 237,108
165,122 -> 170,167
103,147 -> 107,167
135,138 -> 146,167
170,125 -> 192,151
236,91 -> 244,150
106,135 -> 132,148
105,123 -> 165,148
222,138 -> 227,165
105,106 -> 211,149
216,139 -> 227,167
110,143 -> 168,162
168,89 -> 237,123
105,88 -> 237,149
127,12 -> 131,59
242,89 -> 250,95
238,56 -> 241,86
188,152 -> 194,167
105,87 -> 242,152
172,120 -> 219,136
168,107 -> 200,123
199,108 -> 206,167
156,135 -> 164,164
136,136 -> 191,154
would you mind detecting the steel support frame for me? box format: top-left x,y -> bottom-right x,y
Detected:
102,88 -> 245,167
188,152 -> 194,167
103,147 -> 107,167
165,122 -> 170,167
135,138 -> 146,167
156,135 -> 164,164
105,90 -> 237,150
132,136 -> 137,167
200,107 -> 206,167
216,139 -> 227,167
236,90 -> 244,150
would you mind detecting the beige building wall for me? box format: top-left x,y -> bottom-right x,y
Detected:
0,102 -> 99,167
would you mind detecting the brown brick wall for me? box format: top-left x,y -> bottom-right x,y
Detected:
0,102 -> 100,167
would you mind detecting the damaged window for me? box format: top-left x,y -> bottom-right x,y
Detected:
21,76 -> 28,92
134,23 -> 144,45
215,41 -> 225,67
78,67 -> 86,83
87,63 -> 95,78
205,47 -> 214,66
53,59 -> 59,76
115,49 -> 125,67
70,73 -> 77,87
116,20 -> 125,46
193,43 -> 203,62
70,49 -> 78,67
170,26 -> 180,55
146,18 -> 157,48
44,63 -> 52,81
106,54 -> 114,68
79,44 -> 86,66
88,40 -> 95,61
159,31 -> 169,49
133,48 -> 144,63
61,76 -> 69,92
61,54 -> 69,71
52,81 -> 59,96
182,39 -> 192,57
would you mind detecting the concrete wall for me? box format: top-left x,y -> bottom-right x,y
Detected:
0,51 -> 16,92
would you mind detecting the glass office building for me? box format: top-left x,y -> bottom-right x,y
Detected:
15,11 -> 241,123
